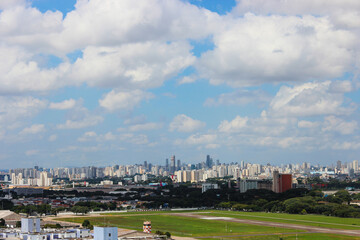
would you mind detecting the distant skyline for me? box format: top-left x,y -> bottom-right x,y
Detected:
0,0 -> 360,168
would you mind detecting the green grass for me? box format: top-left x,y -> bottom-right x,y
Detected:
100,210 -> 198,215
200,233 -> 360,240
198,210 -> 360,230
59,215 -> 303,237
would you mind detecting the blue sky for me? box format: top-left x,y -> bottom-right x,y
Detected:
0,0 -> 359,168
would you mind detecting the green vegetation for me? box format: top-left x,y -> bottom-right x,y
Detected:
43,223 -> 62,229
59,215 -> 303,237
217,189 -> 360,218
82,219 -> 93,230
201,233 -> 360,240
199,210 -> 360,230
100,210 -> 199,215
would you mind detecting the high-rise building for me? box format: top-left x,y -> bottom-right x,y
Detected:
144,161 -> 148,171
337,160 -> 342,170
165,158 -> 169,171
177,159 -> 181,170
272,171 -> 292,193
206,155 -> 213,168
353,160 -> 359,173
170,155 -> 176,173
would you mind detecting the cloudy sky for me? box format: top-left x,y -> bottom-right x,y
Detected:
0,0 -> 360,168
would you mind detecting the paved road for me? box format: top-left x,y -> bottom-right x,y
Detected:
170,213 -> 360,237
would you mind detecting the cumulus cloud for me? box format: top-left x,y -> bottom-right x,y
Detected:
128,123 -> 162,132
0,46 -> 69,94
49,99 -> 77,110
232,0 -> 360,29
205,89 -> 270,106
119,133 -> 149,145
0,96 -> 47,132
169,114 -> 206,132
268,81 -> 355,117
298,120 -> 320,128
77,131 -> 97,142
178,75 -> 197,85
69,42 -> 195,89
176,133 -> 217,145
20,124 -> 45,135
218,116 -> 248,133
57,115 -> 103,129
99,89 -> 154,111
322,116 -> 358,135
48,134 -> 57,142
197,14 -> 355,87
25,149 -> 39,156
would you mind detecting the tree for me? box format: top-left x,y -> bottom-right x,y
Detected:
16,221 -> 21,228
82,220 -> 91,228
335,190 -> 351,204
0,218 -> 5,227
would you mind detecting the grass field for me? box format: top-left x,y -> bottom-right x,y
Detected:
100,210 -> 198,215
198,210 -> 360,230
59,214 -> 303,237
200,233 -> 360,240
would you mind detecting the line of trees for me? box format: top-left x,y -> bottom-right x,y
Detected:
218,189 -> 360,218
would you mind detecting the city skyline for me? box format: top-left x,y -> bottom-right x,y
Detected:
0,0 -> 360,168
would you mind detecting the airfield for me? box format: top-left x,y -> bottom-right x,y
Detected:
50,210 -> 360,239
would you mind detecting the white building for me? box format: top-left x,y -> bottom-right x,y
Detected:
201,183 -> 219,193
21,218 -> 40,233
94,226 -> 118,240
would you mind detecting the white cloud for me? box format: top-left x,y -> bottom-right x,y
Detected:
48,134 -> 57,142
176,133 -> 217,145
178,75 -> 197,85
25,149 -> 39,156
128,123 -> 162,132
57,115 -> 103,129
0,97 -> 47,127
69,42 -> 195,89
218,116 -> 248,133
205,90 -> 270,106
49,99 -> 77,110
119,133 -> 149,145
169,114 -> 206,132
298,120 -> 320,128
78,131 -> 97,142
332,141 -> 360,150
103,132 -> 116,141
59,0 -> 219,51
0,0 -> 26,9
322,116 -> 358,135
205,143 -> 220,149
268,81 -> 354,117
232,0 -> 360,29
20,124 -> 45,135
99,89 -> 154,111
0,46 -> 69,94
197,14 -> 355,87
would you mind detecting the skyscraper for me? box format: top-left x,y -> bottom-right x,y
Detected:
165,158 -> 169,171
177,159 -> 181,170
170,155 -> 175,173
353,160 -> 359,173
206,155 -> 213,168
336,160 -> 342,170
